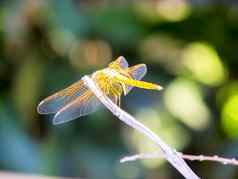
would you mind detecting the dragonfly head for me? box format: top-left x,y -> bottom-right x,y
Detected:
108,60 -> 123,70
108,60 -> 131,78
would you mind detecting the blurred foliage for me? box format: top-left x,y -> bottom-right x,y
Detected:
1,0 -> 238,179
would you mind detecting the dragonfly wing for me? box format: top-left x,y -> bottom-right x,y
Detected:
126,64 -> 147,94
37,80 -> 88,114
53,91 -> 101,125
114,56 -> 129,68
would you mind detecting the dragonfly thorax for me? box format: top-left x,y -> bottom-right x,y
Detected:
92,68 -> 126,101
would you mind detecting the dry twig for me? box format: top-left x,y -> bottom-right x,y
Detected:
83,75 -> 200,179
120,152 -> 238,166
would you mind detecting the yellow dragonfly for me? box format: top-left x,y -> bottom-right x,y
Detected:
37,56 -> 163,124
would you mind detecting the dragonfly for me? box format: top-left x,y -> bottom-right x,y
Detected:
37,56 -> 163,125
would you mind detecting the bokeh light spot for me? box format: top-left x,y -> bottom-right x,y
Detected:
157,0 -> 190,22
222,95 -> 238,139
216,81 -> 238,108
164,78 -> 211,130
134,0 -> 190,23
182,42 -> 227,86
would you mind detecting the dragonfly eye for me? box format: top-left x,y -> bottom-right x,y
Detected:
108,62 -> 114,67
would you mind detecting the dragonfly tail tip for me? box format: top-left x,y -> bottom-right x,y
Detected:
157,85 -> 163,91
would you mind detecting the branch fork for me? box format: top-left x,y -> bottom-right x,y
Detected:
82,75 -> 200,179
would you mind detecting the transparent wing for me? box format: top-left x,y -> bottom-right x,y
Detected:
126,64 -> 147,94
52,88 -> 122,125
53,90 -> 101,125
37,80 -> 88,114
114,56 -> 129,68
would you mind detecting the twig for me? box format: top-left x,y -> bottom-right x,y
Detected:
82,75 -> 200,179
120,152 -> 238,166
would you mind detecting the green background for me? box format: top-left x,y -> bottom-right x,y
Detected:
1,0 -> 238,178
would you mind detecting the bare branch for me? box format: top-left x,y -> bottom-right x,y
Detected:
82,75 -> 200,179
120,152 -> 238,166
